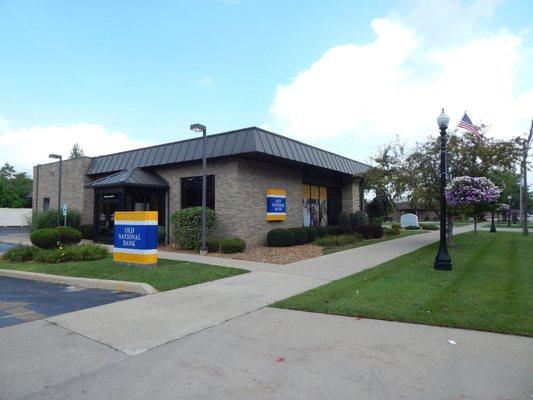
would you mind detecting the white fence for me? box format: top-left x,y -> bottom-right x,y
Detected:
0,208 -> 32,227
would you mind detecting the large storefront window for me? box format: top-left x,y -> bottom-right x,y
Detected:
302,184 -> 328,227
302,184 -> 341,226
181,175 -> 215,210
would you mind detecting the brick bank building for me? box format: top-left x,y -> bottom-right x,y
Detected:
32,127 -> 370,247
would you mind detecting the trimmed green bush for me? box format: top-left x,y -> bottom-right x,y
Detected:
303,227 -> 317,243
206,237 -> 220,252
421,224 -> 438,230
405,225 -> 421,230
338,211 -> 351,227
55,226 -> 82,245
288,227 -> 308,245
314,235 -> 357,248
2,245 -> 38,262
170,207 -> 218,250
350,210 -> 369,228
338,225 -> 352,235
80,224 -> 94,240
370,225 -> 384,239
30,228 -> 60,249
355,224 -> 373,239
31,244 -> 109,263
220,237 -> 246,253
391,222 -> 400,229
267,228 -> 295,247
32,209 -> 81,230
326,225 -> 340,236
316,226 -> 328,238
157,226 -> 167,245
384,226 -> 400,235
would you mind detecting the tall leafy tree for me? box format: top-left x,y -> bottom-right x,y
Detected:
70,143 -> 85,158
0,163 -> 32,208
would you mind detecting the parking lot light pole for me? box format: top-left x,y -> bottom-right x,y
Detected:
190,123 -> 208,255
48,153 -> 62,227
434,109 -> 452,271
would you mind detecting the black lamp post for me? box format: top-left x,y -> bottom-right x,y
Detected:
434,109 -> 452,271
48,153 -> 62,227
190,123 -> 208,255
507,195 -> 512,227
490,209 -> 497,232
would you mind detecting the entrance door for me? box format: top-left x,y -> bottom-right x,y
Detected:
96,193 -> 120,243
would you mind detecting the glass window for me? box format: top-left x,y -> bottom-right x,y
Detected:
181,175 -> 215,210
43,197 -> 50,212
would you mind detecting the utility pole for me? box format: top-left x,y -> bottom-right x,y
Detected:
521,120 -> 532,236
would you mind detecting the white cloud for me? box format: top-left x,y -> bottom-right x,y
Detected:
196,75 -> 213,87
267,1 -> 533,163
0,121 -> 150,175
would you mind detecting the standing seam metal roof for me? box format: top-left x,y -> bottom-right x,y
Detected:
86,127 -> 371,176
85,168 -> 169,188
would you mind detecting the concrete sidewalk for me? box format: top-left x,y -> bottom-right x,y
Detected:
24,225 -> 474,356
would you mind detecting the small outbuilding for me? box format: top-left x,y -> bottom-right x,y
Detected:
32,127 -> 370,246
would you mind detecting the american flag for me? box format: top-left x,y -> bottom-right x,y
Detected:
458,112 -> 483,141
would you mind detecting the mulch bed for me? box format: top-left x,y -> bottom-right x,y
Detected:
158,244 -> 324,265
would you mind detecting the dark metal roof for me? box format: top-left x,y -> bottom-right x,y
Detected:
87,127 -> 370,176
85,168 -> 169,188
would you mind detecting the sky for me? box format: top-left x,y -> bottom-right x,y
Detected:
0,0 -> 532,179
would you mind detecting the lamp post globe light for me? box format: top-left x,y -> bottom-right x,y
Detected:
190,123 -> 208,255
507,195 -> 512,227
434,109 -> 452,271
48,153 -> 62,227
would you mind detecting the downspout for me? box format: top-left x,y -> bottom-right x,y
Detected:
166,188 -> 170,245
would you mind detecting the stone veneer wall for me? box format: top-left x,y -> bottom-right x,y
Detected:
341,176 -> 363,213
32,157 -> 94,225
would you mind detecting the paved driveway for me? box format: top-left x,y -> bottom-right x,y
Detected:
0,276 -> 139,328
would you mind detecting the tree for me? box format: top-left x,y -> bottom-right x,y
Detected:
0,163 -> 33,208
70,143 -> 85,158
365,191 -> 391,224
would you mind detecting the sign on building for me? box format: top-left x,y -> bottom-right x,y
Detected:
266,188 -> 286,221
114,211 -> 158,266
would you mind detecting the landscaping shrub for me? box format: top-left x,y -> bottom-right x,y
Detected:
370,225 -> 384,239
316,226 -> 328,238
326,225 -> 340,236
1,245 -> 37,262
170,207 -> 218,250
31,244 -> 109,263
421,224 -> 438,230
338,225 -> 353,235
350,210 -> 369,227
206,236 -> 220,252
55,226 -> 82,245
157,226 -> 167,245
303,227 -> 317,242
355,224 -> 373,239
32,209 -> 81,230
338,211 -> 351,227
30,228 -> 60,249
267,228 -> 295,247
384,226 -> 400,235
405,225 -> 420,230
391,222 -> 400,229
288,227 -> 308,245
220,237 -> 246,253
80,224 -> 94,240
314,235 -> 357,248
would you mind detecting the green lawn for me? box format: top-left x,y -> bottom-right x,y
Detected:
492,223 -> 533,229
274,232 -> 533,336
0,257 -> 248,291
323,230 -> 426,255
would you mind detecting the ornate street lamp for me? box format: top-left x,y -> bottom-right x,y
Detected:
434,109 -> 452,271
190,123 -> 208,255
48,153 -> 62,227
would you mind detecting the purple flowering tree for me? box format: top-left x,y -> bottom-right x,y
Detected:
445,176 -> 501,233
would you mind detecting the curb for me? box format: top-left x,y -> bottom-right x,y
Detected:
0,269 -> 157,295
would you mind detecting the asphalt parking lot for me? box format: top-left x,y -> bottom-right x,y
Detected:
0,276 -> 139,329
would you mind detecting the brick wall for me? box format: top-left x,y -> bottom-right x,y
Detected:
32,157 -> 94,225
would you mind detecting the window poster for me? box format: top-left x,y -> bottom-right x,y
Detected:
302,184 -> 328,227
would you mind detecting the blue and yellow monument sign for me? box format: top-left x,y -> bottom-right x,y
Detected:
114,211 -> 158,266
266,188 -> 286,221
